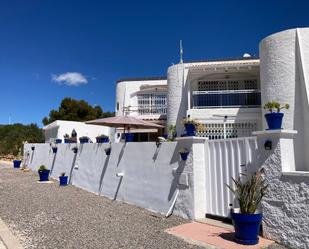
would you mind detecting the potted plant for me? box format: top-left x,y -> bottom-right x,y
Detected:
179,147 -> 189,160
59,172 -> 68,186
96,134 -> 109,143
181,116 -> 200,136
105,145 -> 111,156
72,146 -> 78,154
31,145 -> 35,151
263,101 -> 289,130
64,134 -> 70,143
13,150 -> 22,168
227,169 -> 268,245
38,165 -> 50,182
55,138 -> 62,144
79,136 -> 89,144
168,124 -> 177,140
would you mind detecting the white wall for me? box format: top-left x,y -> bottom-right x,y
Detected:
259,27 -> 309,171
24,138 -> 208,220
44,120 -> 110,143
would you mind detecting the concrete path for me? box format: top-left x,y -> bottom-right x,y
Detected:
0,163 -> 202,249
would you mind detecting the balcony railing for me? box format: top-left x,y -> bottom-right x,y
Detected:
192,90 -> 261,108
123,105 -> 167,116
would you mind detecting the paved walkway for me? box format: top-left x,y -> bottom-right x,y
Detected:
0,163 -> 202,249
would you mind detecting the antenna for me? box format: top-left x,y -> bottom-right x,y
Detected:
180,40 -> 183,64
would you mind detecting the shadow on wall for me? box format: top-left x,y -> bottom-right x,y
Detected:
113,175 -> 123,200
98,154 -> 111,194
167,144 -> 191,201
69,152 -> 78,184
49,151 -> 57,175
117,142 -> 126,167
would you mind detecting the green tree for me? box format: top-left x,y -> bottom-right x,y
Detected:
0,123 -> 44,156
42,98 -> 114,125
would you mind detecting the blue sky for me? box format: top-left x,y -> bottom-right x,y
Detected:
0,0 -> 309,126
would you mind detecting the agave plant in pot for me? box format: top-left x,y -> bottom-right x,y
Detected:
38,165 -> 50,182
227,169 -> 268,245
96,134 -> 109,143
181,116 -> 200,137
263,101 -> 289,130
179,147 -> 189,161
59,172 -> 68,186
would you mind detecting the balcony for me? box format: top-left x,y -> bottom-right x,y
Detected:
123,105 -> 167,117
192,90 -> 261,109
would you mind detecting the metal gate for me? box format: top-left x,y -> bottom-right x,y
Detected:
205,137 -> 258,217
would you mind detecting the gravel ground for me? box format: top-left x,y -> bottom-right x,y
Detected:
0,163 -> 288,249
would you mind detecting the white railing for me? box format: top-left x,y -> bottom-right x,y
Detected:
123,105 -> 167,116
205,137 -> 258,217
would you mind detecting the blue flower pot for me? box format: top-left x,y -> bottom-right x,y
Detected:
180,152 -> 189,161
105,148 -> 111,156
52,147 -> 58,153
265,113 -> 284,130
13,160 -> 22,168
64,138 -> 70,144
124,133 -> 134,142
38,169 -> 50,182
96,137 -> 109,143
79,138 -> 89,144
185,124 -> 196,136
55,139 -> 62,144
231,212 -> 262,245
59,176 -> 68,186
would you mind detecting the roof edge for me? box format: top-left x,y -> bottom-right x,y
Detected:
116,76 -> 167,83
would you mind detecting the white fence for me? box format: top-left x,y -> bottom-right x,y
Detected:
205,137 -> 258,217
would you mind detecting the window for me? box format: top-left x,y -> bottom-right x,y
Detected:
192,79 -> 261,108
137,93 -> 167,115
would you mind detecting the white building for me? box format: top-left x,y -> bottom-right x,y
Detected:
116,57 -> 260,140
43,120 -> 110,143
115,77 -> 167,141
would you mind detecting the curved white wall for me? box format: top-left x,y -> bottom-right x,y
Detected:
167,64 -> 188,135
259,28 -> 309,170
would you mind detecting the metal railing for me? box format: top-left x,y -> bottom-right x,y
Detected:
192,90 -> 261,108
123,105 -> 167,115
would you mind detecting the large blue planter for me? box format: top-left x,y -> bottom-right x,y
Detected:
79,137 -> 89,144
59,176 -> 68,186
124,133 -> 134,142
96,137 -> 109,143
38,169 -> 50,182
55,139 -> 62,144
180,152 -> 189,161
184,124 -> 196,136
231,212 -> 262,245
265,113 -> 284,130
13,160 -> 22,168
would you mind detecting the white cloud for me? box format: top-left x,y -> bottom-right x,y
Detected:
52,72 -> 88,86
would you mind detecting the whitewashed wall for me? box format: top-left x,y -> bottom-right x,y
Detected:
24,138 -> 208,220
259,27 -> 309,171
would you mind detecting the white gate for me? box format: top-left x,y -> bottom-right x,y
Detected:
205,137 -> 258,217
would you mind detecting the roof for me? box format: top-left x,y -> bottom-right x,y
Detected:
185,56 -> 259,63
116,76 -> 167,83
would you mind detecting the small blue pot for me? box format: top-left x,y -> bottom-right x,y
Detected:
79,137 -> 89,144
105,148 -> 111,156
55,139 -> 62,144
231,212 -> 262,245
265,113 -> 284,130
185,124 -> 196,136
124,133 -> 134,142
59,176 -> 68,186
38,169 -> 50,181
180,152 -> 189,161
64,138 -> 70,144
96,137 -> 109,143
13,160 -> 22,168
52,147 -> 58,153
